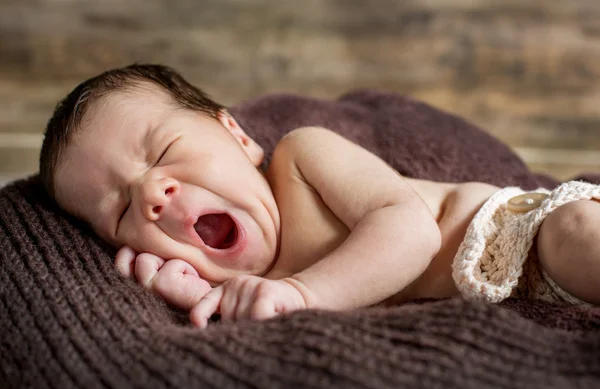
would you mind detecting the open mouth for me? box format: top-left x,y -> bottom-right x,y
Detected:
193,213 -> 238,250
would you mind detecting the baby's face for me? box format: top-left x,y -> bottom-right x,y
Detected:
54,85 -> 280,284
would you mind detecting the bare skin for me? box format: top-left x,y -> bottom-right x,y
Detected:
537,199 -> 600,305
53,84 -> 600,328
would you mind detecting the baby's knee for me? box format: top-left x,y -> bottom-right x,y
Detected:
539,200 -> 598,262
537,199 -> 600,301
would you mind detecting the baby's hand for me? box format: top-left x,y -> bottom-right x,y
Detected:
190,275 -> 307,328
114,245 -> 212,310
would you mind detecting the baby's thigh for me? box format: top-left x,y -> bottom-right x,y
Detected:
537,199 -> 600,304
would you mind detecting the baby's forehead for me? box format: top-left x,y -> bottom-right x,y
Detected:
91,83 -> 175,117
72,85 -> 175,145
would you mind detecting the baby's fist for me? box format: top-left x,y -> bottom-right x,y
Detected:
114,245 -> 212,310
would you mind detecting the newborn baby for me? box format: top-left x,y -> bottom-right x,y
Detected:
40,64 -> 600,327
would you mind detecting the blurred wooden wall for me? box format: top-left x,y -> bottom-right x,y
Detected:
1,0 -> 599,184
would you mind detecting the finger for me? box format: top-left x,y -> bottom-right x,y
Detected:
134,253 -> 166,289
152,259 -> 212,310
114,245 -> 137,280
190,286 -> 224,328
218,282 -> 242,322
236,280 -> 258,320
249,297 -> 277,321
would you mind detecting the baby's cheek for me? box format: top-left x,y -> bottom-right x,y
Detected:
127,225 -> 172,257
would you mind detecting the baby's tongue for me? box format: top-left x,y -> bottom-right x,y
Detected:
194,213 -> 235,249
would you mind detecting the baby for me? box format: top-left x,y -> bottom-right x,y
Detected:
40,64 -> 600,328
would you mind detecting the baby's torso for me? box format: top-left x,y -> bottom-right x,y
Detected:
265,151 -> 499,303
263,164 -> 351,280
392,178 -> 499,302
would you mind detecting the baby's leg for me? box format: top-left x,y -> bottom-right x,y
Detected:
537,199 -> 600,304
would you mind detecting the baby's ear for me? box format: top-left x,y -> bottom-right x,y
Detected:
218,110 -> 264,166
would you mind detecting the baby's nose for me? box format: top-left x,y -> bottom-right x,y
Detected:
141,177 -> 180,221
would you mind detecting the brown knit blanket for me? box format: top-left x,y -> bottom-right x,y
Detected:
1,90 -> 599,389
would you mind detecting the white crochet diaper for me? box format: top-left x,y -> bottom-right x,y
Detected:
452,180 -> 600,305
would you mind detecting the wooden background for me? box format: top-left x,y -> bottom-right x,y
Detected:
1,0 -> 599,185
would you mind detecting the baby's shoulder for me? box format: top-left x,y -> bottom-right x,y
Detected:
273,126 -> 340,155
269,126 -> 341,172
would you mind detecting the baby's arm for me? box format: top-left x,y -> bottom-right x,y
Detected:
192,126 -> 442,326
273,127 -> 442,310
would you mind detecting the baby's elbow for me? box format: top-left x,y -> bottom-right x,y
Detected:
414,206 -> 442,264
427,221 -> 442,260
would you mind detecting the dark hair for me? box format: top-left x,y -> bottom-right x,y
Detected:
39,63 -> 225,199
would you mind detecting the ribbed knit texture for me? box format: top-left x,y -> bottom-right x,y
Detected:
1,90 -> 599,389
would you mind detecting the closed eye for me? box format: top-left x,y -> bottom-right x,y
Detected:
156,139 -> 176,165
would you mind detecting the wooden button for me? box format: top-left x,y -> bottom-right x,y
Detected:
507,192 -> 549,213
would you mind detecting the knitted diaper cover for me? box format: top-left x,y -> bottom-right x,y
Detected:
452,180 -> 600,305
